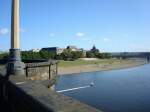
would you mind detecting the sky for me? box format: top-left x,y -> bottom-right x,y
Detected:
0,0 -> 150,52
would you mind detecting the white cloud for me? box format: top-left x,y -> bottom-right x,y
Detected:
76,32 -> 85,37
0,28 -> 9,35
49,33 -> 55,37
103,38 -> 111,42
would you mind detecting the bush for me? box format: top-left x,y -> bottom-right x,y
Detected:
86,52 -> 95,58
0,52 -> 9,59
39,51 -> 55,59
21,51 -> 55,60
60,49 -> 83,60
86,51 -> 111,59
97,53 -> 112,59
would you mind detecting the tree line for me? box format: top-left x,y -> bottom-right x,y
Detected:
0,52 -> 9,59
0,50 -> 111,61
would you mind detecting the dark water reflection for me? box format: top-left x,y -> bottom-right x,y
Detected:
55,64 -> 150,112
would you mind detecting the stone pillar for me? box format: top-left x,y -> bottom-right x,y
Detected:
7,0 -> 25,76
11,0 -> 19,49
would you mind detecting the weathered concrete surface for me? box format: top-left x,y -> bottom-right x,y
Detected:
6,76 -> 102,112
0,65 -> 6,77
25,61 -> 58,87
25,61 -> 57,79
0,61 -> 103,112
0,60 -> 58,86
26,66 -> 50,80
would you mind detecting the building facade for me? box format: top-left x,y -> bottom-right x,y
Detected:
41,47 -> 64,55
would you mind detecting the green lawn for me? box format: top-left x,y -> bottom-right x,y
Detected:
58,59 -> 118,67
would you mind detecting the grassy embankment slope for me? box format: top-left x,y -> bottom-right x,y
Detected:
58,58 -> 147,75
59,59 -> 116,67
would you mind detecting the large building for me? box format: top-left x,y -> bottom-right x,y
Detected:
41,46 -> 87,57
29,49 -> 40,52
67,46 -> 86,57
41,47 -> 64,55
66,46 -> 78,51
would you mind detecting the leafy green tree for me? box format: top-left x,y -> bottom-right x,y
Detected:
97,53 -> 112,59
21,51 -> 56,60
21,51 -> 37,60
0,52 -> 9,59
71,51 -> 83,59
60,50 -> 83,60
86,51 -> 95,58
61,49 -> 72,60
39,51 -> 55,59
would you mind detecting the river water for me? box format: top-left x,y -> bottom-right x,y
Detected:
55,64 -> 150,112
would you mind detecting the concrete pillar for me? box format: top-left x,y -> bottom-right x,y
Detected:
7,0 -> 25,76
11,0 -> 19,49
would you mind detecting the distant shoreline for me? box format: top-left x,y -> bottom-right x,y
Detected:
58,58 -> 148,75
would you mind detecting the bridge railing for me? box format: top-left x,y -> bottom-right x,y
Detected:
0,60 -> 102,112
24,60 -> 58,87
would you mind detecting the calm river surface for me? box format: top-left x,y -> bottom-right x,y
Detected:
55,64 -> 150,112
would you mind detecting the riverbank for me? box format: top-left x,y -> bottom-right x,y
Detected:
58,58 -> 147,75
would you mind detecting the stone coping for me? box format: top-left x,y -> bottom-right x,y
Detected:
2,76 -> 102,112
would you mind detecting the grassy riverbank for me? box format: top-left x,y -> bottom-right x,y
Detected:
59,59 -> 115,67
58,58 -> 147,75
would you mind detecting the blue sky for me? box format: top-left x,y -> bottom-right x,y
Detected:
0,0 -> 150,52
